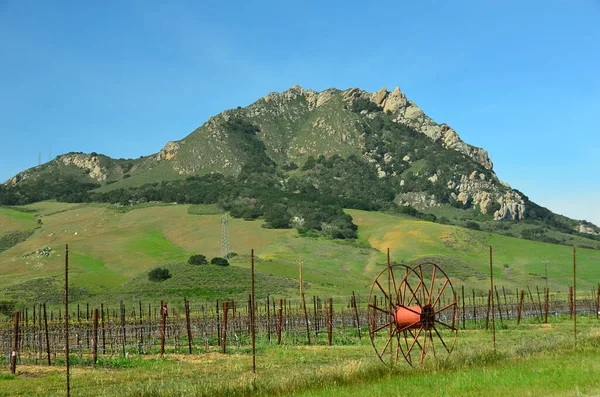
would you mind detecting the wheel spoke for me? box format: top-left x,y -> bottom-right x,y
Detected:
418,265 -> 429,304
397,305 -> 421,317
396,319 -> 420,333
434,301 -> 456,315
394,332 -> 399,364
432,278 -> 450,307
378,328 -> 397,358
420,328 -> 427,365
429,265 -> 437,305
434,318 -> 457,332
432,324 -> 451,353
405,326 -> 423,357
389,266 -> 400,306
402,330 -> 412,365
375,280 -> 394,309
368,304 -> 393,316
429,329 -> 436,359
372,320 -> 393,334
405,279 -> 423,307
402,268 -> 409,305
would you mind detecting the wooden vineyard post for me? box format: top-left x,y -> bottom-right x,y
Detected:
43,303 -> 51,365
461,285 -> 466,329
328,298 -> 333,346
544,288 -> 550,324
185,298 -> 193,354
216,300 -> 221,347
160,302 -> 167,357
527,286 -> 537,319
490,246 -> 496,353
250,249 -> 256,373
101,303 -> 106,354
222,301 -> 228,354
313,296 -> 318,338
596,285 -> 600,320
495,287 -> 503,327
120,301 -> 126,357
266,295 -> 271,343
536,287 -> 543,321
11,311 -> 19,374
502,286 -> 509,319
573,247 -> 577,345
352,291 -> 362,340
86,303 -> 90,349
517,290 -> 525,325
485,290 -> 491,330
139,301 -> 144,345
65,244 -> 70,397
93,309 -> 98,368
301,293 -> 311,345
277,298 -> 283,344
472,289 -> 476,325
569,287 -> 573,318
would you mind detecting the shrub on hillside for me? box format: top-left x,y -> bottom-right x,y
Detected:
188,254 -> 207,265
148,267 -> 171,282
0,300 -> 16,317
465,221 -> 481,231
210,257 -> 230,267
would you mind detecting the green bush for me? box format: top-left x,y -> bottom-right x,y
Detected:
148,267 -> 171,282
210,257 -> 230,267
188,254 -> 207,265
350,98 -> 383,113
465,221 -> 481,230
0,300 -> 16,317
0,230 -> 35,253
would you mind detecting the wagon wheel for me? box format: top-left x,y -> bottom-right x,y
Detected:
368,262 -> 458,366
396,262 -> 458,365
367,263 -> 411,365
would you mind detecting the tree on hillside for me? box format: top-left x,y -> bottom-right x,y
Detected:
148,267 -> 171,282
210,257 -> 230,266
188,254 -> 208,265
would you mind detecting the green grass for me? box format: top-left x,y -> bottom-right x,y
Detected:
68,253 -> 128,294
0,317 -> 597,396
126,230 -> 190,264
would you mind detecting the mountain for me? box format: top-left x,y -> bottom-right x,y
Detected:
2,85 -> 599,240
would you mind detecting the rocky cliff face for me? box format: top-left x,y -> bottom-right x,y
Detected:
59,153 -> 108,181
359,86 -> 493,170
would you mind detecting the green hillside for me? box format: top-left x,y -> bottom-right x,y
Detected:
1,202 -> 598,307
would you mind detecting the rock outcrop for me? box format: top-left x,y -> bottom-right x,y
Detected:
156,141 -> 180,161
577,223 -> 599,235
60,153 -> 107,181
363,87 -> 493,170
444,172 -> 526,220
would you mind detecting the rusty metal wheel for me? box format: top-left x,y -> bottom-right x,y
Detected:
367,263 -> 410,365
368,262 -> 458,366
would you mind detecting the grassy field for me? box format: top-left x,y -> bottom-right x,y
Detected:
0,202 -> 599,306
0,316 -> 598,396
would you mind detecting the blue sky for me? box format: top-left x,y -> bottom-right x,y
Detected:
1,1 -> 599,225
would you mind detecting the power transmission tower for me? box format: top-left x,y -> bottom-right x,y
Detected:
221,213 -> 230,259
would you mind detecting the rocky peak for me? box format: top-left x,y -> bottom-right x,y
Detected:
156,141 -> 180,161
344,86 -> 494,171
59,153 -> 107,181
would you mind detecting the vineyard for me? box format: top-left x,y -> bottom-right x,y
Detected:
2,285 -> 599,366
1,246 -> 599,396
